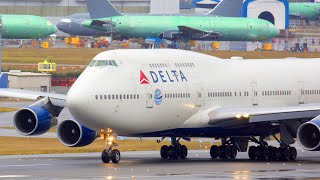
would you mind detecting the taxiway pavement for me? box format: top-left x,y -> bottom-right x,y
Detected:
1,149 -> 320,179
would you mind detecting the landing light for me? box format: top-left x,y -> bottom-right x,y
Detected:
243,114 -> 250,118
235,114 -> 242,119
108,136 -> 114,142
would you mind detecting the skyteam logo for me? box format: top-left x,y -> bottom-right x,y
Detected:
140,70 -> 188,84
154,89 -> 163,105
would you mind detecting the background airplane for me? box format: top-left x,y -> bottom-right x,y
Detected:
81,0 -> 278,42
57,0 -> 244,37
2,49 -> 320,164
1,15 -> 56,39
56,13 -> 109,37
289,2 -> 320,21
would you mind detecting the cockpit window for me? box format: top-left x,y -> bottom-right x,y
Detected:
96,60 -> 108,67
110,60 -> 118,66
89,60 -> 97,67
92,60 -> 118,67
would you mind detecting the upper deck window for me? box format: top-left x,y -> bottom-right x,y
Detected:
91,60 -> 119,67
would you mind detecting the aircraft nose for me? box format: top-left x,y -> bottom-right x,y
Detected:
67,84 -> 88,123
56,22 -> 65,31
53,25 -> 58,33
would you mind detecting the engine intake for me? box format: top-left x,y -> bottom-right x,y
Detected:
57,119 -> 96,147
297,119 -> 320,151
14,107 -> 57,136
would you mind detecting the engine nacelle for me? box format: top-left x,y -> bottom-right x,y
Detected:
14,106 -> 57,136
57,119 -> 96,147
297,118 -> 320,151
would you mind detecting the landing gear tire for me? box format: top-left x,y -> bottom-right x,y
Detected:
110,149 -> 121,163
279,147 -> 290,161
180,145 -> 188,159
289,147 -> 297,161
248,146 -> 257,160
268,146 -> 278,161
210,145 -> 219,159
163,144 -> 187,159
101,149 -> 111,163
229,145 -> 238,159
257,146 -> 268,160
160,145 -> 169,159
219,145 -> 231,159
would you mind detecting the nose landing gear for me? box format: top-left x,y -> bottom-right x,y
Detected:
100,129 -> 121,163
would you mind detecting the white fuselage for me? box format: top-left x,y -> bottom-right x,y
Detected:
67,49 -> 320,137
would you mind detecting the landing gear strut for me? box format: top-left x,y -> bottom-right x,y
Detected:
159,137 -> 188,159
248,136 -> 297,161
210,138 -> 238,159
100,129 -> 121,163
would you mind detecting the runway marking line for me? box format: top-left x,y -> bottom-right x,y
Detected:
0,163 -> 52,168
0,175 -> 31,178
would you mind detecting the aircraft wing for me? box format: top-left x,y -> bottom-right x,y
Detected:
177,25 -> 222,40
0,88 -> 67,107
207,103 -> 320,128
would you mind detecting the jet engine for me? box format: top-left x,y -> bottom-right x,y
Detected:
14,106 -> 57,136
297,118 -> 320,151
57,119 -> 96,147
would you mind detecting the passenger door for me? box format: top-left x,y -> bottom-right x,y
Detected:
251,81 -> 258,106
298,81 -> 304,104
145,85 -> 153,109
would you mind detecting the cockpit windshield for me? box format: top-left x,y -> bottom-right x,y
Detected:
88,60 -> 118,67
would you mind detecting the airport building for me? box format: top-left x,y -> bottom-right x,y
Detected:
7,71 -> 51,92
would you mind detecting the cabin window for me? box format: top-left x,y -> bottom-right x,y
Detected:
95,95 -> 98,100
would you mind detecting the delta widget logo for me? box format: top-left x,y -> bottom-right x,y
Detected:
154,89 -> 163,105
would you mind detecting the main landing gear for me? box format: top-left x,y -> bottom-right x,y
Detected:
100,129 -> 121,163
210,138 -> 238,159
248,136 -> 297,161
159,137 -> 188,159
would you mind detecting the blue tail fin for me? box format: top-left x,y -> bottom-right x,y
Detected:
0,73 -> 8,88
85,0 -> 123,19
206,0 -> 243,17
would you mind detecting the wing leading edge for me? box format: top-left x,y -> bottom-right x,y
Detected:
207,103 -> 320,127
0,88 -> 67,107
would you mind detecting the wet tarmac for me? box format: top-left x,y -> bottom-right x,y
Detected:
1,149 -> 320,179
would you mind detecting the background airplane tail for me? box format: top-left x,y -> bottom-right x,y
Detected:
0,73 -> 8,88
206,0 -> 243,17
85,0 -> 123,18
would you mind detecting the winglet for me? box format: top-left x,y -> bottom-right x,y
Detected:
206,0 -> 243,17
0,73 -> 8,88
85,0 -> 123,18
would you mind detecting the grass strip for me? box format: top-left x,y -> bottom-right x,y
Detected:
0,136 -> 217,155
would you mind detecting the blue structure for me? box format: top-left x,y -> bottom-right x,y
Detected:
0,73 -> 8,88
